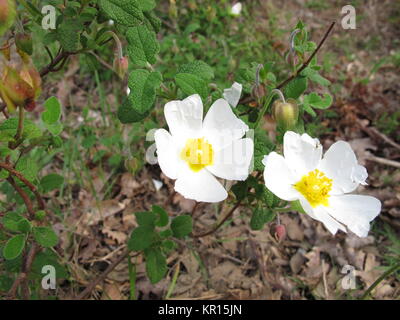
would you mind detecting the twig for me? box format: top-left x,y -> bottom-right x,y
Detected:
359,122 -> 400,151
7,243 -> 39,299
367,155 -> 400,169
276,22 -> 336,89
192,201 -> 242,238
0,162 -> 45,210
76,249 -> 140,300
40,51 -> 70,77
7,177 -> 35,217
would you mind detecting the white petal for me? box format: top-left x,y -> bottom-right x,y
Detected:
175,166 -> 227,203
283,131 -> 322,178
263,152 -> 299,201
318,141 -> 367,194
326,195 -> 381,237
203,98 -> 249,149
208,138 -> 253,181
223,82 -> 242,108
299,197 -> 346,235
154,129 -> 180,179
164,94 -> 203,138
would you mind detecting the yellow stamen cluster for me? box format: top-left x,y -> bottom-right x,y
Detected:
294,169 -> 332,208
180,138 -> 214,172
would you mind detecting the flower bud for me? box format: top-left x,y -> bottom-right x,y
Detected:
0,60 -> 42,112
15,32 -> 33,55
273,224 -> 286,242
0,0 -> 16,37
113,56 -> 128,79
272,98 -> 299,130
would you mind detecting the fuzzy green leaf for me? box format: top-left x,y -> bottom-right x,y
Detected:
284,76 -> 308,99
126,24 -> 159,66
3,234 -> 26,260
98,0 -> 143,26
178,61 -> 214,81
145,248 -> 167,284
128,226 -> 155,251
40,174 -> 64,193
33,227 -> 59,248
118,69 -> 162,123
175,73 -> 208,99
250,208 -> 275,231
171,215 -> 192,238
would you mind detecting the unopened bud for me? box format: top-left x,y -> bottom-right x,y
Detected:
113,56 -> 128,79
15,32 -> 33,55
274,224 -> 286,242
0,0 -> 16,37
252,84 -> 266,100
0,61 -> 42,112
272,98 -> 299,130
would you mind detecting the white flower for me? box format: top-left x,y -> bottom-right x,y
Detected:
230,2 -> 242,16
223,82 -> 242,108
263,131 -> 381,237
155,94 -> 253,203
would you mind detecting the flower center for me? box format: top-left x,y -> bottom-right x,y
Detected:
180,138 -> 214,172
294,169 -> 332,208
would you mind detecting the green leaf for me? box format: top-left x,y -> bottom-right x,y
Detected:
304,93 -> 333,109
33,227 -> 59,248
17,218 -> 31,233
144,11 -> 161,33
301,67 -> 331,86
15,156 -> 38,182
162,239 -> 177,253
138,0 -> 156,11
283,76 -> 308,99
159,229 -> 173,238
128,70 -> 162,114
231,181 -> 248,201
171,215 -> 192,238
0,118 -> 42,142
2,212 -> 24,232
175,73 -> 208,99
118,69 -> 162,123
128,226 -> 155,251
261,186 -> 280,208
40,174 -> 64,193
152,205 -> 169,227
117,98 -> 147,123
3,234 -> 26,260
290,200 -> 306,214
126,24 -> 159,66
178,61 -> 214,81
250,208 -> 275,231
98,0 -> 143,26
57,18 -> 82,52
145,247 -> 167,284
42,97 -> 61,125
135,211 -> 157,228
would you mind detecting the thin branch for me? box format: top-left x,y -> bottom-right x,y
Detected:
276,22 -> 336,89
76,249 -> 140,300
0,162 -> 45,210
7,176 -> 35,217
192,201 -> 242,238
7,243 -> 39,299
